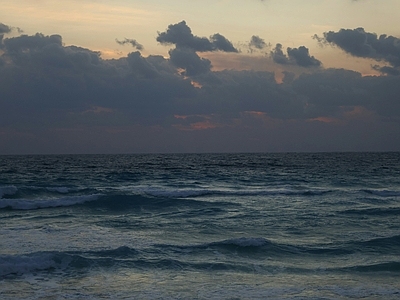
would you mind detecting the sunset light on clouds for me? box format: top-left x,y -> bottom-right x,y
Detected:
1,0 -> 400,153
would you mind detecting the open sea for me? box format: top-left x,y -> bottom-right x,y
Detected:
0,153 -> 399,299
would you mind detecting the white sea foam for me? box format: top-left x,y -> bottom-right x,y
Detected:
0,252 -> 71,276
0,194 -> 101,210
0,185 -> 18,198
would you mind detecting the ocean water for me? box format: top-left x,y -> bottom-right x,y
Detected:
0,153 -> 399,299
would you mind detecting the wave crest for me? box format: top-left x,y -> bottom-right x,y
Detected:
0,194 -> 101,210
0,185 -> 18,198
363,189 -> 400,197
143,187 -> 331,198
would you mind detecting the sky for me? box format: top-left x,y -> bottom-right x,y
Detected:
1,0 -> 400,154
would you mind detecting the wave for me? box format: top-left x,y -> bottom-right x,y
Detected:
0,194 -> 101,210
0,252 -> 73,277
142,187 -> 332,198
155,237 -> 347,257
0,243 -> 290,278
362,189 -> 400,197
0,247 -> 139,278
0,185 -> 18,198
21,185 -> 73,194
2,185 -> 95,198
160,234 -> 400,257
3,241 -> 399,278
0,239 -> 287,277
88,246 -> 140,258
342,261 -> 400,273
351,234 -> 400,250
0,185 -> 332,213
0,250 -> 255,277
340,207 -> 400,216
215,237 -> 270,247
84,194 -> 241,214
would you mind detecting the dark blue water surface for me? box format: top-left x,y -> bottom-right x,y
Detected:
1,153 -> 400,299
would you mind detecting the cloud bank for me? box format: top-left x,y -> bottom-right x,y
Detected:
0,21 -> 399,153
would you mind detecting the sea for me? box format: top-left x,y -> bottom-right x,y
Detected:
0,153 -> 399,299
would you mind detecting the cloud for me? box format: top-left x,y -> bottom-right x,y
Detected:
320,27 -> 400,75
0,23 -> 11,46
116,38 -> 143,51
1,23 -> 400,153
373,65 -> 400,76
271,43 -> 289,64
287,46 -> 321,67
209,33 -> 237,53
271,43 -> 321,67
0,23 -> 11,34
249,35 -> 267,50
0,23 -> 17,46
126,51 -> 160,78
155,21 -> 238,76
0,32 -> 195,123
169,47 -> 212,76
157,20 -> 238,52
282,71 -> 295,84
156,21 -> 237,76
3,33 -> 63,57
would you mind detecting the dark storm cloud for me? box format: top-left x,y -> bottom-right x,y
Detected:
2,33 -> 102,77
126,51 -> 160,78
0,32 -> 195,125
156,21 -> 236,75
157,21 -> 238,52
0,23 -> 18,46
291,68 -> 366,117
282,71 -> 295,84
191,69 -> 307,119
3,33 -> 63,58
271,43 -> 321,67
209,33 -> 237,52
1,29 -> 399,123
1,24 -> 400,153
320,28 -> 400,74
373,65 -> 400,76
287,46 -> 321,67
116,38 -> 143,51
4,32 -> 61,49
169,47 -> 212,76
0,23 -> 11,34
0,22 -> 16,47
271,43 -> 289,64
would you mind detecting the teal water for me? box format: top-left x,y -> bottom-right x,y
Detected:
1,153 -> 400,299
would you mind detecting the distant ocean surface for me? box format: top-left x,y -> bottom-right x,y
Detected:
1,153 -> 399,299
